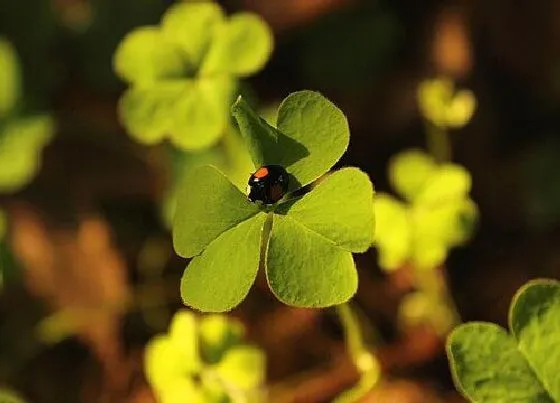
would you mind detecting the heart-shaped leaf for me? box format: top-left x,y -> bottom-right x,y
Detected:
416,164 -> 471,205
180,213 -> 267,312
276,91 -> 350,189
233,91 -> 349,191
266,214 -> 357,307
113,27 -> 185,84
170,77 -> 234,150
161,2 -> 224,69
201,13 -> 273,76
278,167 -> 374,252
173,165 -> 259,258
118,80 -> 186,145
0,115 -> 54,192
389,149 -> 436,202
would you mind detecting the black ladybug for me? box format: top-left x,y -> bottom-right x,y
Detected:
247,165 -> 289,205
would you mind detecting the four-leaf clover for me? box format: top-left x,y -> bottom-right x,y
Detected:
113,2 -> 273,150
374,149 -> 477,271
173,91 -> 375,312
145,310 -> 265,403
0,37 -> 54,192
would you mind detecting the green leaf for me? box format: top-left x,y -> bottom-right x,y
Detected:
276,91 -> 350,189
0,115 -> 54,192
119,81 -> 186,145
231,95 -> 282,169
201,13 -> 273,77
416,164 -> 471,206
510,280 -> 560,401
447,279 -> 560,403
266,215 -> 357,308
413,198 -> 478,248
232,91 -> 349,191
278,168 -> 374,252
448,322 -> 552,403
214,346 -> 265,389
170,77 -> 234,150
168,311 -> 201,370
120,78 -> 232,150
389,149 -> 436,202
410,198 -> 477,270
180,213 -> 266,312
173,165 -> 260,258
0,38 -> 20,116
161,2 -> 224,70
373,194 -> 411,271
145,335 -> 199,395
113,27 -> 185,84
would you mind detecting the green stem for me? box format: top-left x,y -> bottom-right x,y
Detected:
333,302 -> 381,403
426,123 -> 452,163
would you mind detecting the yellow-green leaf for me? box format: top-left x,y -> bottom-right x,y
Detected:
113,27 -> 185,84
173,165 -> 260,258
118,81 -> 186,145
389,149 -> 436,202
374,194 -> 411,271
180,213 -> 267,312
266,215 -> 357,308
161,2 -> 224,69
279,168 -> 375,253
201,13 -> 273,77
0,38 -> 20,116
170,77 -> 234,150
0,115 -> 54,192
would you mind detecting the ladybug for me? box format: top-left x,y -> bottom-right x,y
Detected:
247,165 -> 289,205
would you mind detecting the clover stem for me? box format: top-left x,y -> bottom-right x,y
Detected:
414,266 -> 461,333
426,123 -> 452,163
259,212 -> 274,265
333,302 -> 381,403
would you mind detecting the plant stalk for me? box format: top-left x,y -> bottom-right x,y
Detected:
426,123 -> 452,163
333,302 -> 380,403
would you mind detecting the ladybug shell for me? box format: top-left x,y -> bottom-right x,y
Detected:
247,165 -> 289,205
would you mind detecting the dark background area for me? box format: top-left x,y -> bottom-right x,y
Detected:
1,0 -> 560,402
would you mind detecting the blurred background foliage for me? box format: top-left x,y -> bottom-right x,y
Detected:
1,0 -> 560,402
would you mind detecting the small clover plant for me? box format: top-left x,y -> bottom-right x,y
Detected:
0,38 -> 54,192
113,2 -> 273,150
447,279 -> 560,402
172,90 -> 375,312
145,310 -> 265,403
374,149 -> 478,272
418,78 -> 476,129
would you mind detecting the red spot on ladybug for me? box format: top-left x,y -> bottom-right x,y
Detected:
253,167 -> 269,179
247,165 -> 289,205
